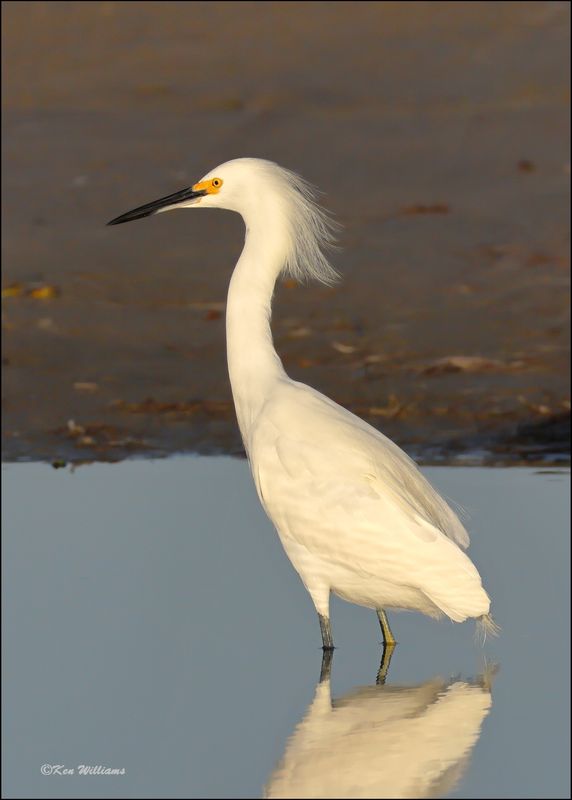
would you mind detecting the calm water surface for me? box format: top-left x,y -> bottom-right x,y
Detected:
2,459 -> 570,798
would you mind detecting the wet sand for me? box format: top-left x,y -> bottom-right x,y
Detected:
2,1 -> 570,464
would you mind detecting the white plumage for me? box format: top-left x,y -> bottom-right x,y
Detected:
250,381 -> 486,623
265,671 -> 494,798
109,157 -> 497,647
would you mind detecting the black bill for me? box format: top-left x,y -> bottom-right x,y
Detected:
107,186 -> 207,226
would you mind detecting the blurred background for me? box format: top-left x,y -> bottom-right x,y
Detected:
2,1 -> 570,464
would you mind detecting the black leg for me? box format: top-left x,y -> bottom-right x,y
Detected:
318,613 -> 334,650
319,647 -> 334,683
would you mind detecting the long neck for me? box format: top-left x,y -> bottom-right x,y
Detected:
226,209 -> 287,445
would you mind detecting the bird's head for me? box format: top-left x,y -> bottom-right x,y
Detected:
108,157 -> 339,284
107,159 -> 247,224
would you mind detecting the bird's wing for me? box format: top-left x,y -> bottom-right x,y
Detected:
252,380 -> 470,550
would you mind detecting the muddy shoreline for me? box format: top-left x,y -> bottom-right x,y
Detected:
2,2 -> 570,465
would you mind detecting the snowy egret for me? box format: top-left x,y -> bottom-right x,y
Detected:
109,158 -> 497,649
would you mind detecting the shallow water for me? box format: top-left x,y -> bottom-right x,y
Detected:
2,459 -> 570,798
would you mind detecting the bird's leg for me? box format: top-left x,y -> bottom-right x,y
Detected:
319,647 -> 334,683
376,608 -> 397,646
318,614 -> 334,651
376,642 -> 396,685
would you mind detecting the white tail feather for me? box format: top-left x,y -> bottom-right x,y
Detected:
475,614 -> 501,644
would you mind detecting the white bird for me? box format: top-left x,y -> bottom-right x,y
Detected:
109,157 -> 497,649
265,669 -> 495,799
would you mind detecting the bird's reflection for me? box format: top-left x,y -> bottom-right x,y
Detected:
265,651 -> 496,799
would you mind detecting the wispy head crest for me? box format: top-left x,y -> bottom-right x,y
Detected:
280,166 -> 340,286
255,161 -> 341,286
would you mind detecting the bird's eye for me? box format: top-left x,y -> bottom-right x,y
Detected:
211,178 -> 222,189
